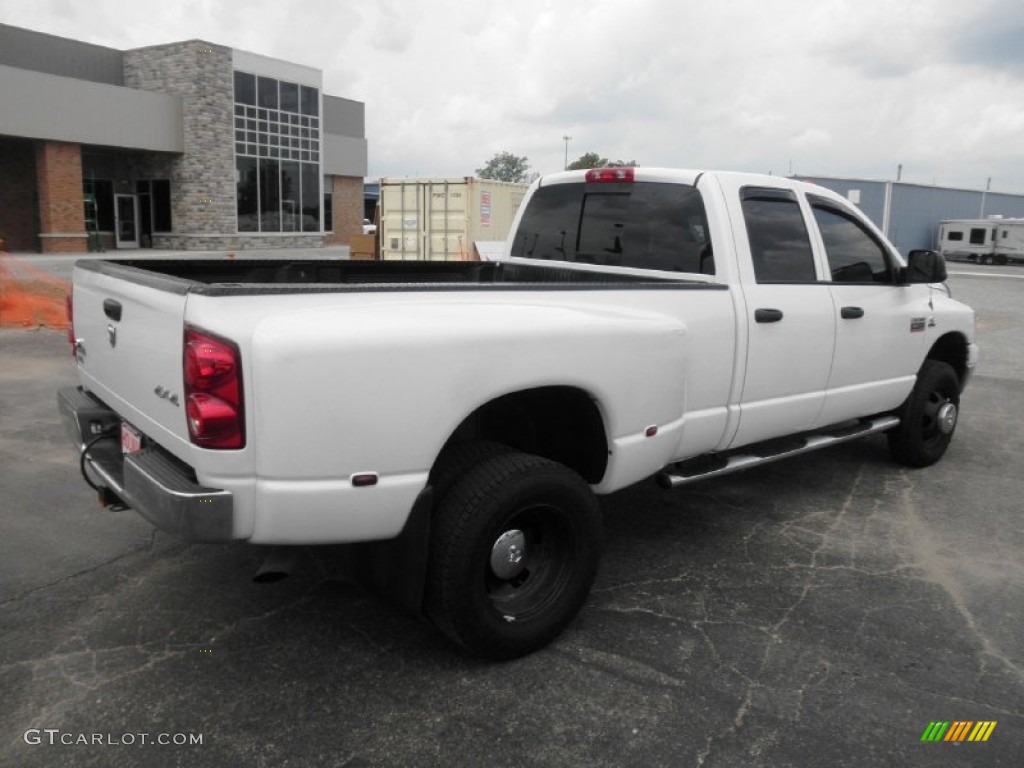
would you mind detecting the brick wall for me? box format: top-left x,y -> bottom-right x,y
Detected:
324,175 -> 363,246
35,141 -> 86,253
0,138 -> 38,252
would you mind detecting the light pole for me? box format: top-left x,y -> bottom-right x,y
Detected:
563,135 -> 572,170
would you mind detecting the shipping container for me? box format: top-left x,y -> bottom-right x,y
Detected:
379,177 -> 528,261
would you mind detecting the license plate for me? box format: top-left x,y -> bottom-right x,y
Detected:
121,422 -> 143,454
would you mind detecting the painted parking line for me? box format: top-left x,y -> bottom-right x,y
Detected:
948,270 -> 1024,280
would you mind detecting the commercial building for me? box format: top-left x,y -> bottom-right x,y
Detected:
0,23 -> 367,253
796,175 -> 1024,256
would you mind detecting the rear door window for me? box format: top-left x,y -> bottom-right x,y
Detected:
510,181 -> 714,274
741,188 -> 817,283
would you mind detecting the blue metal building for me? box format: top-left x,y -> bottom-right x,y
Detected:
795,176 -> 1024,256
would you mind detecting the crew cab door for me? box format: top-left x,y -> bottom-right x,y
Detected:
807,195 -> 928,424
727,185 -> 837,447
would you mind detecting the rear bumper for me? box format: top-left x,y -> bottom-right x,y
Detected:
58,386 -> 235,542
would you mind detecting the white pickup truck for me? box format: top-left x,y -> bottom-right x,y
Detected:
60,168 -> 977,659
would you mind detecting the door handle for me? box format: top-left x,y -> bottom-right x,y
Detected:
103,299 -> 123,322
754,308 -> 784,323
840,306 -> 864,319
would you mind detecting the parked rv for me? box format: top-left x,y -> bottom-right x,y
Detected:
937,218 -> 1024,265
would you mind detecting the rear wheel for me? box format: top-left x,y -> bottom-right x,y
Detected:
427,451 -> 601,660
888,360 -> 960,467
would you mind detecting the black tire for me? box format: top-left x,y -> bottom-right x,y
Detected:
980,254 -> 994,265
888,360 -> 960,467
429,440 -> 511,507
426,451 -> 601,660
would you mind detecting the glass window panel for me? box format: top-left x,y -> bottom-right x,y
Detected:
236,143 -> 246,155
300,162 -> 320,231
247,106 -> 257,118
810,199 -> 893,283
237,157 -> 259,232
323,191 -> 333,232
258,145 -> 268,157
234,71 -> 256,105
300,85 -> 319,116
280,81 -> 299,113
280,160 -> 300,232
235,104 -> 245,116
257,77 -> 278,109
152,179 -> 172,232
259,158 -> 280,232
741,189 -> 816,283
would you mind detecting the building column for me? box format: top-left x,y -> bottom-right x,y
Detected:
35,141 -> 87,253
325,175 -> 363,247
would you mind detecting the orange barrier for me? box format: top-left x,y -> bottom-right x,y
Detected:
0,252 -> 70,330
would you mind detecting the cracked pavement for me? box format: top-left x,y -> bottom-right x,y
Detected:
1,270 -> 1022,767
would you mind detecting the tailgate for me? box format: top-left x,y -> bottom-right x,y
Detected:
72,262 -> 191,459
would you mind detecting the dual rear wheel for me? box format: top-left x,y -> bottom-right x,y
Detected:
426,448 -> 601,660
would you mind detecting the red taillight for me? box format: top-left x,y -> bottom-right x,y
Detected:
585,167 -> 635,184
184,327 -> 244,449
66,292 -> 75,357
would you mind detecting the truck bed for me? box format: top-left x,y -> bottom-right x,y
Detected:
77,259 -> 716,296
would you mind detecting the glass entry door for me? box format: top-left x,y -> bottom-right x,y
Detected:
114,194 -> 139,249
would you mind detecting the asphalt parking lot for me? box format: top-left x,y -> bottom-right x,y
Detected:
1,266 -> 1021,767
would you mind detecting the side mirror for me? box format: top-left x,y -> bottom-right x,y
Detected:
901,249 -> 947,284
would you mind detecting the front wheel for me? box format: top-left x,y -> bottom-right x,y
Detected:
426,451 -> 601,660
888,360 -> 961,467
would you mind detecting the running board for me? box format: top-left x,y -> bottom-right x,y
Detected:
655,415 -> 900,489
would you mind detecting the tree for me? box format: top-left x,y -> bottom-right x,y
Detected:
476,151 -> 533,183
566,152 -> 636,170
566,152 -> 607,170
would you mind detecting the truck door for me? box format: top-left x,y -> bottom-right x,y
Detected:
807,195 -> 928,424
728,186 -> 837,447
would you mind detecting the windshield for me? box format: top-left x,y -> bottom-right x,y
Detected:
510,181 -> 714,274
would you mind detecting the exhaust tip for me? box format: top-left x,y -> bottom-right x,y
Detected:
253,546 -> 299,583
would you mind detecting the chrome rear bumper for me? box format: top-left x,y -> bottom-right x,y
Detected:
57,386 -> 235,542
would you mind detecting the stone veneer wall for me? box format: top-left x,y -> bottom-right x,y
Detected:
123,41 -> 322,251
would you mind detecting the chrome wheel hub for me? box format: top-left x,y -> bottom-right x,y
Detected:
490,529 -> 526,580
937,402 -> 958,435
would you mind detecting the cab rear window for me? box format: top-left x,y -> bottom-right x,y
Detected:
510,181 -> 714,274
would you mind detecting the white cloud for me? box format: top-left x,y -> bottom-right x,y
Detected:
3,0 -> 1024,191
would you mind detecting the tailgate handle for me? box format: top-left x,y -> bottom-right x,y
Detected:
103,299 -> 122,322
754,308 -> 784,323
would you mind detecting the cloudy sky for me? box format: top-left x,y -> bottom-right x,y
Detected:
4,0 -> 1024,191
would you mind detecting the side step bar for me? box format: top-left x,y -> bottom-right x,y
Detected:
656,415 -> 900,489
